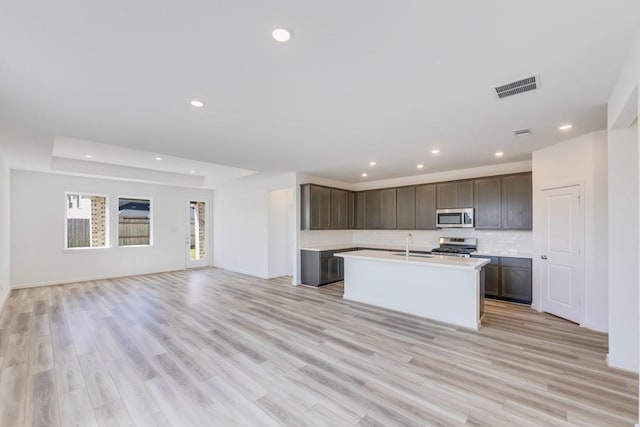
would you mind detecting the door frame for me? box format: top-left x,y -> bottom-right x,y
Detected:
535,180 -> 585,325
185,198 -> 211,269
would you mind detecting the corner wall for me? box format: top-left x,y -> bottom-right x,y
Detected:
213,172 -> 296,280
532,131 -> 609,332
607,29 -> 640,379
11,170 -> 212,287
608,122 -> 639,371
0,152 -> 10,308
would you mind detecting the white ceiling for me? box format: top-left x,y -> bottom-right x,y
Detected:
1,1 -> 639,183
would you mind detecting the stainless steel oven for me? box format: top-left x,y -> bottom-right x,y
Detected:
436,208 -> 474,228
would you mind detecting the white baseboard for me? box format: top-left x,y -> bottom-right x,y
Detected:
11,268 -> 186,290
581,321 -> 608,333
0,287 -> 10,314
211,264 -> 268,279
607,353 -> 639,373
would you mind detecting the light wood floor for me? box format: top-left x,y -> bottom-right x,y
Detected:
0,269 -> 637,426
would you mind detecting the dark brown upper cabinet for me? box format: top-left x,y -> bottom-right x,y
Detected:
300,184 -> 331,230
474,177 -> 502,229
415,184 -> 437,229
354,191 -> 367,229
473,172 -> 532,230
301,171 -> 531,231
330,188 -> 350,229
501,173 -> 532,230
365,188 -> 397,229
396,186 -> 416,229
436,180 -> 474,209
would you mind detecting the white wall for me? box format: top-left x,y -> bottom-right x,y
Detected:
268,188 -> 294,278
608,123 -> 639,372
532,131 -> 609,332
607,30 -> 640,381
0,152 -> 10,308
213,172 -> 296,280
11,170 -> 212,288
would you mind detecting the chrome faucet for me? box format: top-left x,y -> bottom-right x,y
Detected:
405,233 -> 413,258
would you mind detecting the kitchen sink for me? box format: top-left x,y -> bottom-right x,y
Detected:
392,252 -> 434,258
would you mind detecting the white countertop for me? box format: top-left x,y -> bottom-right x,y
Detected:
300,243 -> 358,251
300,243 -> 434,252
473,250 -> 533,259
300,244 -> 532,258
336,250 -> 491,271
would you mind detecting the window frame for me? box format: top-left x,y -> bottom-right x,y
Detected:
64,191 -> 110,250
117,195 -> 154,248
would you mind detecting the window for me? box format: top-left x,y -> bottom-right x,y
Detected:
118,197 -> 152,246
65,193 -> 108,249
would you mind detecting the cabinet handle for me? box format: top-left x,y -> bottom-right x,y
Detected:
540,255 -> 547,260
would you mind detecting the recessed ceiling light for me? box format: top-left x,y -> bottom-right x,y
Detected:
431,149 -> 440,155
190,170 -> 196,174
190,100 -> 205,108
155,157 -> 162,161
272,28 -> 292,42
495,152 -> 504,157
361,173 -> 368,177
84,154 -> 93,158
417,164 -> 424,169
559,124 -> 573,130
369,161 -> 377,166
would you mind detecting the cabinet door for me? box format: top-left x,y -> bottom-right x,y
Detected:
319,258 -> 331,284
330,189 -> 349,229
396,187 -> 416,229
502,173 -> 532,230
474,177 -> 502,229
365,190 -> 382,228
396,187 -> 416,230
500,266 -> 532,303
347,191 -> 355,229
484,265 -> 500,297
300,250 -> 320,286
355,192 -> 366,229
456,180 -> 474,207
436,182 -> 457,209
328,257 -> 342,283
310,185 -> 331,229
380,188 -> 397,229
415,184 -> 437,229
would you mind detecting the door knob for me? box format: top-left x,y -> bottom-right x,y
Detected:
540,255 -> 547,260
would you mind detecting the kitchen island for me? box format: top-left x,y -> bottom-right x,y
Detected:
336,250 -> 491,330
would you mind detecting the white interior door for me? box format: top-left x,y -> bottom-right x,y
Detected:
540,185 -> 584,323
186,200 -> 209,269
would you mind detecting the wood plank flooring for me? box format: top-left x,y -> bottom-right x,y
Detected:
0,268 -> 637,426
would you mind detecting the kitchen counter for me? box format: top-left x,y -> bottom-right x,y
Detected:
299,243 -> 358,251
337,250 -> 490,271
473,250 -> 533,259
300,243 -> 435,252
336,250 -> 490,330
300,244 -> 532,258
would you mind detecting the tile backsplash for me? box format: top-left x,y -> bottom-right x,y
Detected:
300,230 -> 354,247
301,229 -> 532,253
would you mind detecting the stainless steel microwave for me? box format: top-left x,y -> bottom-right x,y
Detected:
436,208 -> 474,228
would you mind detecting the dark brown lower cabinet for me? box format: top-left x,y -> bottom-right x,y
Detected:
473,255 -> 531,304
301,249 -> 357,287
482,258 -> 500,297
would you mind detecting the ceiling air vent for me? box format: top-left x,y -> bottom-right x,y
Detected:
494,74 -> 539,99
514,128 -> 532,137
